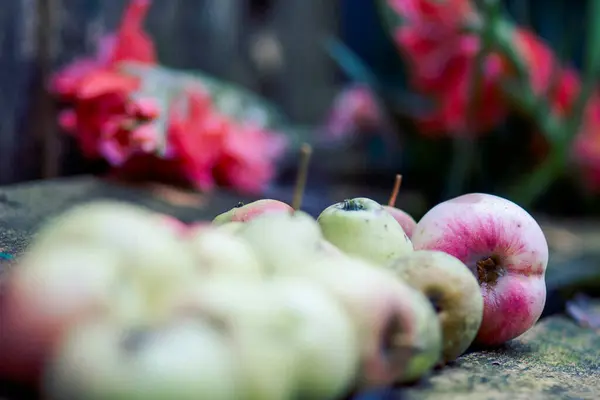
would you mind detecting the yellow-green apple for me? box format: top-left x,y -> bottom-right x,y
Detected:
317,198 -> 413,265
387,250 -> 483,363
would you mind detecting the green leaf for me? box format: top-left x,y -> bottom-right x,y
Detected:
323,37 -> 380,88
375,0 -> 405,37
506,0 -> 600,207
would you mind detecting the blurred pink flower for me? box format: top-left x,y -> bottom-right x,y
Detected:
99,120 -> 159,166
50,0 -> 288,195
325,84 -> 383,140
214,123 -> 288,194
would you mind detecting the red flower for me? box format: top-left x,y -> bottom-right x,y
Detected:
167,89 -> 229,191
214,123 -> 288,194
512,28 -> 600,190
50,0 -> 288,195
50,0 -> 158,162
390,0 -> 508,136
166,88 -> 288,194
512,30 -> 554,95
50,0 -> 155,99
108,0 -> 156,65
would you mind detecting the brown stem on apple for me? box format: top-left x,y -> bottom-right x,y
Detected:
292,143 -> 313,212
388,174 -> 403,207
476,256 -> 504,285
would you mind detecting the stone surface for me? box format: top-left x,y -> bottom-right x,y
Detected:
0,177 -> 599,400
401,316 -> 600,400
0,176 -> 260,271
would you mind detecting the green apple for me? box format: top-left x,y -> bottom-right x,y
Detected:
235,211 -> 325,274
269,277 -> 359,399
317,198 -> 414,266
290,255 -> 442,387
0,244 -> 127,385
43,318 -> 239,400
170,278 -> 298,400
185,228 -> 265,279
387,250 -> 484,364
27,201 -> 200,320
215,221 -> 245,234
170,277 -> 359,400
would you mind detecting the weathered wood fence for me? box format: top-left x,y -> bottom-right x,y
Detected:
0,0 -> 340,184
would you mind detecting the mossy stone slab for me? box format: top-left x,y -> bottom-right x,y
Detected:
401,316 -> 599,400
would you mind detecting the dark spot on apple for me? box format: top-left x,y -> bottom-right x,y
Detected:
517,224 -> 521,228
235,202 -> 244,208
476,255 -> 505,285
380,315 -> 403,361
426,289 -> 444,313
379,315 -> 418,379
341,199 -> 365,211
121,328 -> 153,354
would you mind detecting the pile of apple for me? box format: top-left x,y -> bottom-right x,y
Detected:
0,174 -> 549,399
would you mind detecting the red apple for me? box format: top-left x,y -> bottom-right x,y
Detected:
382,206 -> 417,239
212,199 -> 293,225
410,193 -> 548,346
156,214 -> 211,238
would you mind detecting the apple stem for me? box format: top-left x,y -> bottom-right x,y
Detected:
292,143 -> 313,211
388,174 -> 403,207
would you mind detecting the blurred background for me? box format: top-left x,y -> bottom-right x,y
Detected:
0,0 -> 598,220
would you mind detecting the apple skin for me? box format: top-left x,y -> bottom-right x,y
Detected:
235,210 -> 325,275
156,214 -> 211,238
285,256 -> 441,387
43,318 -> 240,400
382,205 -> 417,239
185,228 -> 265,279
27,202 -> 201,320
170,277 -> 359,400
215,221 -> 245,234
156,214 -> 190,236
410,193 -> 549,346
212,199 -> 293,225
387,250 -> 484,363
317,198 -> 414,266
